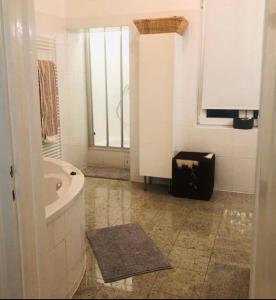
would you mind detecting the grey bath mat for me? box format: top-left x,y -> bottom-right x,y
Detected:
83,166 -> 130,181
86,224 -> 172,283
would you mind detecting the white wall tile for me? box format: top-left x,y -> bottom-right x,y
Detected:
53,215 -> 66,246
48,241 -> 67,294
65,201 -> 81,235
66,227 -> 82,270
88,148 -> 130,169
67,257 -> 85,291
47,223 -> 55,253
215,156 -> 235,191
233,157 -> 256,194
233,129 -> 258,158
104,151 -> 125,168
88,150 -> 105,166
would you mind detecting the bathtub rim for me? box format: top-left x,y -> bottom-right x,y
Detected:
43,157 -> 85,224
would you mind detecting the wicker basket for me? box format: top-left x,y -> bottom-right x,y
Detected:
134,16 -> 188,35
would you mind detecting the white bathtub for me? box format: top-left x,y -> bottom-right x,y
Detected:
43,158 -> 86,299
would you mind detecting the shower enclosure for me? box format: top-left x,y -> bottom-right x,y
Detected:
86,26 -> 130,149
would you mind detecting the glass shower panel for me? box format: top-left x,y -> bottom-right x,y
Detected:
122,27 -> 130,148
90,28 -> 107,146
89,26 -> 129,149
105,27 -> 121,148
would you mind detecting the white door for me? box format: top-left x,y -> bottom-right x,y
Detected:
251,0 -> 276,298
0,1 -> 23,298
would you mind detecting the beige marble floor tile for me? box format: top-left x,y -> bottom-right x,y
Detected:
201,262 -> 250,299
189,205 -> 224,218
153,268 -> 204,299
95,285 -> 150,299
210,249 -> 251,268
214,236 -> 252,254
73,287 -> 101,299
102,272 -> 158,291
174,213 -> 220,251
163,196 -> 195,211
183,213 -> 221,237
169,246 -> 211,274
148,289 -> 183,299
217,209 -> 253,241
147,225 -> 180,254
150,207 -> 192,230
210,191 -> 231,202
74,179 -> 254,299
174,235 -> 216,252
75,275 -> 103,297
222,193 -> 255,213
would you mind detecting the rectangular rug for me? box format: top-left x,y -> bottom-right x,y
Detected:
86,224 -> 172,283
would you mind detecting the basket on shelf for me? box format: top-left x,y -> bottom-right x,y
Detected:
134,16 -> 188,35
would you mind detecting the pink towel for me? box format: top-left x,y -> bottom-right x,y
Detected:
38,60 -> 59,142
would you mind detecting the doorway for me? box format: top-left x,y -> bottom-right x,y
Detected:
86,26 -> 130,149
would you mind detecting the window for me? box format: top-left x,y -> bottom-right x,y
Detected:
87,27 -> 130,148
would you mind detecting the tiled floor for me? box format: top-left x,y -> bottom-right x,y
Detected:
83,167 -> 130,181
73,178 -> 254,299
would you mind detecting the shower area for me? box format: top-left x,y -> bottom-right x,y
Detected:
39,26 -> 131,177
86,27 -> 130,148
85,26 -> 131,173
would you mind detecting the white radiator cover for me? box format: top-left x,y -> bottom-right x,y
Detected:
139,33 -> 185,179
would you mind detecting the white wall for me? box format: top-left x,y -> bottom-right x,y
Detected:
34,0 -> 88,169
66,0 -> 201,19
61,32 -> 88,169
34,0 -> 66,35
66,0 -> 258,193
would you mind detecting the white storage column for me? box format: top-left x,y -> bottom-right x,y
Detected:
139,33 -> 184,179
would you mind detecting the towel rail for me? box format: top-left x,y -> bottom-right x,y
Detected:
37,36 -> 62,160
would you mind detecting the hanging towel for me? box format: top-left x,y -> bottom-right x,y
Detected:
38,60 -> 59,143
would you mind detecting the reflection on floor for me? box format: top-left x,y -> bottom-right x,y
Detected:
83,167 -> 130,181
73,178 -> 254,299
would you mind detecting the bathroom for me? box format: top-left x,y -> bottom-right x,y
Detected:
0,0 -> 276,299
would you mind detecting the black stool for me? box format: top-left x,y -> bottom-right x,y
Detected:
172,152 -> 215,200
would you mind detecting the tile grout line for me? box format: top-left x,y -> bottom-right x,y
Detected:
199,210 -> 224,299
144,203 -> 183,299
147,206 -> 193,298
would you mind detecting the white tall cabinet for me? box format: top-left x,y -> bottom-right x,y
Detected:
139,33 -> 184,179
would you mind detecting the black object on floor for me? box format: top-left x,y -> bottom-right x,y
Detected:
172,151 -> 215,201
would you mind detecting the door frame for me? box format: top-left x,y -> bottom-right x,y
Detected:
0,1 -> 23,297
85,26 -> 131,150
0,0 -> 50,298
251,0 -> 276,298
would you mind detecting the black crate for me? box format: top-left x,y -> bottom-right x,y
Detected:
172,152 -> 215,201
